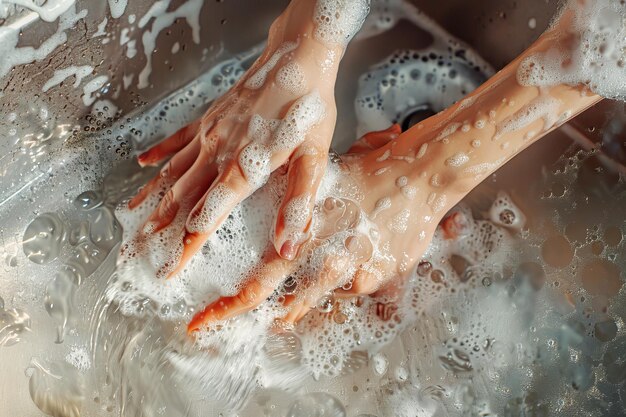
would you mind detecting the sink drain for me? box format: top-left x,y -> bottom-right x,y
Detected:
355,47 -> 490,136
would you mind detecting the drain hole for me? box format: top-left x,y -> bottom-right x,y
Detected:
401,105 -> 436,131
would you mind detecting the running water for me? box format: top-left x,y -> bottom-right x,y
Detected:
2,0 -> 625,416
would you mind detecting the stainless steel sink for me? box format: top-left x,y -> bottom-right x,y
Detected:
0,1 -> 624,416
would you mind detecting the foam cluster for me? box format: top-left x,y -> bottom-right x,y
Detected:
517,0 -> 626,101
280,195 -> 311,243
238,142 -> 272,190
276,61 -> 307,95
245,42 -> 298,90
115,171 -> 520,382
269,90 -> 326,152
488,191 -> 526,231
112,177 -> 277,318
313,0 -> 371,47
355,48 -> 488,136
494,95 -> 561,141
186,183 -> 238,234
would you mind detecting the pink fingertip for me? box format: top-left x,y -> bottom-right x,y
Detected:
137,150 -> 155,167
280,240 -> 298,261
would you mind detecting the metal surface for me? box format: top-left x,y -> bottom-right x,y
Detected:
0,1 -> 624,416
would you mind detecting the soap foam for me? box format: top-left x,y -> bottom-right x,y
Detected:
113,154 -> 518,384
238,142 -> 272,190
0,0 -> 75,22
0,4 -> 87,78
281,195 -> 311,243
186,183 -> 238,234
137,0 -> 203,89
494,94 -> 561,141
517,0 -> 626,100
269,90 -> 326,152
313,0 -> 370,47
276,61 -> 307,95
245,41 -> 298,90
355,48 -> 489,137
42,65 -> 94,92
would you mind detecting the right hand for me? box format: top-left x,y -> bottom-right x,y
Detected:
128,2 -> 348,278
186,125 -> 446,332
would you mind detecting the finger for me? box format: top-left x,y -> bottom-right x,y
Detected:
334,268 -> 382,298
129,137 -> 201,209
278,296 -> 315,325
371,274 -> 408,301
128,176 -> 162,211
372,278 -> 408,322
347,124 -> 401,154
168,159 -> 252,277
174,135 -> 285,275
274,143 -> 327,260
144,152 -> 218,234
279,255 -> 350,325
137,120 -> 201,167
375,300 -> 399,322
188,251 -> 292,333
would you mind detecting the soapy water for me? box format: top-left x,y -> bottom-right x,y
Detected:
354,0 -> 494,136
0,295 -> 31,346
21,184 -> 123,344
517,0 -> 626,101
22,145 -> 626,416
355,47 -> 489,136
5,1 -> 626,417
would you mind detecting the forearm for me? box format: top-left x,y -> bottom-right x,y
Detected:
255,0 -> 370,83
362,6 -> 602,217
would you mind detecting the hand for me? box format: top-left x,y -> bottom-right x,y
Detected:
127,0 -> 355,277
187,124 -> 444,332
186,0 -> 608,330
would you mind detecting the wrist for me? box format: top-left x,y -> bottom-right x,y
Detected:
363,32 -> 601,220
260,1 -> 344,93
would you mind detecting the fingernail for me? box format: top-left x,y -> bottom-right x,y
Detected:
187,311 -> 206,334
280,240 -> 298,260
187,322 -> 200,334
128,197 -> 139,210
137,151 -> 152,166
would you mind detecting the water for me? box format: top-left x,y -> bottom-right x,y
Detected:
0,296 -> 31,346
1,1 -> 625,417
22,213 -> 67,265
286,393 -> 347,417
14,103 -> 626,417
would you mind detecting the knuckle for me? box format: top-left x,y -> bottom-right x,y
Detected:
160,161 -> 174,179
201,132 -> 219,154
158,190 -> 179,220
353,277 -> 378,295
174,130 -> 188,147
293,142 -> 323,164
236,285 -> 258,306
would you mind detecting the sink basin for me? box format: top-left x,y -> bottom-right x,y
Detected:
0,1 -> 624,416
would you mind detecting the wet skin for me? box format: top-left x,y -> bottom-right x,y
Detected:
128,2 -> 602,332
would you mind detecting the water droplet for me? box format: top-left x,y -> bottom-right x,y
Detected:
27,359 -> 84,417
417,261 -> 432,276
371,353 -> 388,376
286,392 -> 346,417
499,209 -> 516,225
23,213 -> 66,264
73,190 -> 103,210
0,297 -> 31,346
45,268 -> 79,343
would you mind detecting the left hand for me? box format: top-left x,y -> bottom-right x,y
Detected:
187,124 -> 446,332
